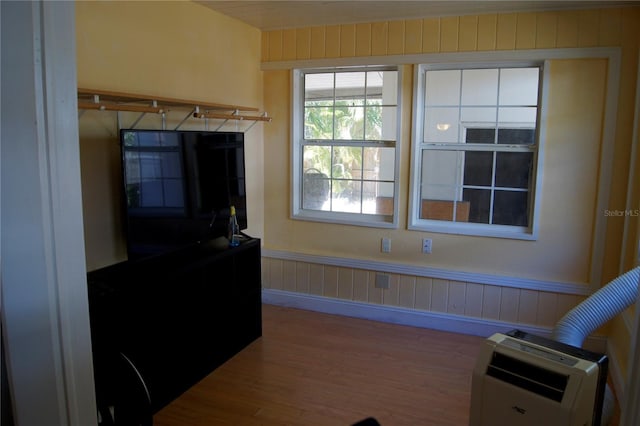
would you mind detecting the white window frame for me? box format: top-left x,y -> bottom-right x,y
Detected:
409,61 -> 549,240
292,66 -> 401,228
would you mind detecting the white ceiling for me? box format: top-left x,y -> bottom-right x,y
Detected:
198,1 -> 639,31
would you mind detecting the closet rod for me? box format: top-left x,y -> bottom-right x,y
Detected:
194,112 -> 271,122
77,88 -> 258,112
78,101 -> 165,114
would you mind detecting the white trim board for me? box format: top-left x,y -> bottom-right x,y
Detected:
262,249 -> 593,295
261,47 -> 620,71
1,2 -> 97,425
262,288 -> 607,353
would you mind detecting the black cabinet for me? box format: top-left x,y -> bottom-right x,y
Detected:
87,237 -> 262,418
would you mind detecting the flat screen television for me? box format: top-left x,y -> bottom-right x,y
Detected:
120,129 -> 247,260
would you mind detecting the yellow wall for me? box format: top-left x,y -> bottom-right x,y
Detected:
76,1 -> 264,270
77,1 -> 261,104
262,8 -> 639,285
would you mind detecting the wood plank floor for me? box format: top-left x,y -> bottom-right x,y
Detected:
153,304 -> 484,426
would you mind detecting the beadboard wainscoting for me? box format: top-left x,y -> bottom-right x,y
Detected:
261,249 -> 607,355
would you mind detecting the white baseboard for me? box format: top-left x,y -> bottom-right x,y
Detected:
262,288 -> 606,353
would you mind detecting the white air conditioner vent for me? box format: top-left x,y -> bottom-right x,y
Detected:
487,351 -> 569,402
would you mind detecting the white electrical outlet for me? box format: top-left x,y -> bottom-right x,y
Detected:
422,238 -> 432,254
382,237 -> 391,253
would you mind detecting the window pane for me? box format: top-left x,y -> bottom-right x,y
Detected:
463,188 -> 491,224
377,71 -> 398,105
336,72 -> 365,100
421,150 -> 463,202
305,99 -> 333,107
366,105 -> 396,140
493,190 -> 529,226
466,128 -> 496,144
421,199 -> 471,222
305,73 -> 334,101
495,152 -> 533,189
497,128 -> 535,145
464,151 -> 493,186
499,68 -> 539,106
332,180 -> 362,213
365,105 -> 381,140
362,181 -> 379,214
421,150 -> 464,186
381,105 -> 397,140
336,99 -> 365,106
373,181 -> 395,214
363,147 -> 395,180
362,147 -> 377,180
366,71 -> 384,103
421,184 -> 459,207
334,105 -> 364,140
303,168 -> 330,210
425,69 -> 461,106
305,106 -> 334,139
303,145 -> 331,210
421,150 -> 462,187
379,147 -> 395,181
377,181 -> 394,198
498,107 -> 537,124
462,69 -> 498,105
332,146 -> 362,179
460,106 -> 497,124
303,145 -> 331,176
424,107 -> 459,143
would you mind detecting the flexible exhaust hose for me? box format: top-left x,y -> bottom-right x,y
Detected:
552,266 -> 640,426
552,266 -> 640,347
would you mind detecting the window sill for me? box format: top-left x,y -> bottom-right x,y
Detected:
408,220 -> 537,241
293,210 -> 397,229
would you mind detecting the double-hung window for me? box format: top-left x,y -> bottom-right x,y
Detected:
292,67 -> 400,227
410,63 -> 543,239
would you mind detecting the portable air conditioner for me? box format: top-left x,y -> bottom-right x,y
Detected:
469,330 -> 608,426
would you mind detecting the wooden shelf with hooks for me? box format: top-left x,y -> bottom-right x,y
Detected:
77,88 -> 271,125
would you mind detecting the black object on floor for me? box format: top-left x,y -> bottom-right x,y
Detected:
352,418 -> 381,426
